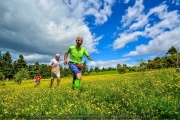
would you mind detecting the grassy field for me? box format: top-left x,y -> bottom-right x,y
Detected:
0,69 -> 180,119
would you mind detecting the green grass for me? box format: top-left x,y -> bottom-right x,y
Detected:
0,69 -> 180,119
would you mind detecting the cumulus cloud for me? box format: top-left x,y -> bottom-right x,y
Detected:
121,0 -> 144,27
124,26 -> 180,56
62,0 -> 115,25
0,0 -> 115,63
87,58 -> 131,69
113,31 -> 143,50
113,0 -> 180,57
23,54 -> 52,63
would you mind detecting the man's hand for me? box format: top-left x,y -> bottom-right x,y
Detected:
52,64 -> 56,67
51,69 -> 56,73
64,60 -> 68,65
87,56 -> 92,61
60,65 -> 63,68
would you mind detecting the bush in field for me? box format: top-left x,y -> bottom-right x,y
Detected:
117,64 -> 127,74
14,68 -> 29,84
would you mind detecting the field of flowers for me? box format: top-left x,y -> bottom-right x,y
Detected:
0,69 -> 180,119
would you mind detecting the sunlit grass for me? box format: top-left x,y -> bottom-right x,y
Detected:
0,69 -> 180,119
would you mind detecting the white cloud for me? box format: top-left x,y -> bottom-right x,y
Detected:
24,54 -> 52,63
24,53 -> 70,66
113,1 -> 180,57
85,0 -> 115,25
112,0 -> 145,50
123,51 -> 139,56
0,0 -> 115,63
87,58 -> 131,69
113,31 -> 143,50
124,27 -> 180,56
129,15 -> 148,30
121,0 -> 144,27
145,5 -> 180,38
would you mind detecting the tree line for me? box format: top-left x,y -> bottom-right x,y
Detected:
0,51 -> 73,80
0,46 -> 179,81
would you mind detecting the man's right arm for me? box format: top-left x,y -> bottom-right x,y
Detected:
64,46 -> 71,65
48,60 -> 54,67
49,64 -> 54,68
64,52 -> 68,65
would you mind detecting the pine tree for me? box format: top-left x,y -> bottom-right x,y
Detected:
34,62 -> 40,76
166,46 -> 177,55
27,65 -> 35,79
2,52 -> 14,78
17,54 -> 27,70
39,64 -> 51,78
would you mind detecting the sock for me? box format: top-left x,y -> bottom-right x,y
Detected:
72,75 -> 76,90
74,79 -> 80,89
72,84 -> 74,90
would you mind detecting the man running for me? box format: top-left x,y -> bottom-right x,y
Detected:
64,36 -> 92,91
49,54 -> 61,87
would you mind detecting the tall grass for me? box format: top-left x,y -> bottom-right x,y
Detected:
0,69 -> 180,119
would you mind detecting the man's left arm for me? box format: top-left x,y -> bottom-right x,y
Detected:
84,48 -> 92,60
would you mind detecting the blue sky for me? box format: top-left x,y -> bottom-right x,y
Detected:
0,0 -> 180,69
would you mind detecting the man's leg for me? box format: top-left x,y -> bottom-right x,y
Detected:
72,74 -> 76,90
68,62 -> 82,91
56,72 -> 61,86
50,74 -> 54,88
74,72 -> 82,90
73,71 -> 82,93
57,76 -> 60,86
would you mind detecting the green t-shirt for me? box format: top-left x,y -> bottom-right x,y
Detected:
66,46 -> 89,64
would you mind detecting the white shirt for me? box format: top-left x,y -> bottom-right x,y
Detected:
49,58 -> 60,73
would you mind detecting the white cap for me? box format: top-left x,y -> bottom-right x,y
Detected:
55,54 -> 60,57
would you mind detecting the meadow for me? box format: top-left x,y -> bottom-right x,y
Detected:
0,69 -> 180,119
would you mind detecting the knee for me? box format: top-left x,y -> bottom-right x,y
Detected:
77,76 -> 82,80
76,74 -> 82,80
